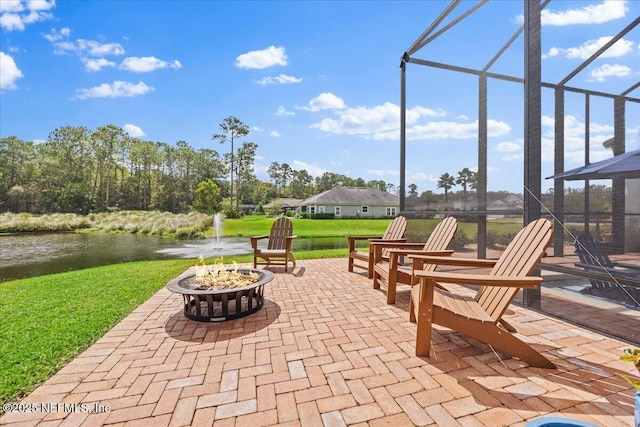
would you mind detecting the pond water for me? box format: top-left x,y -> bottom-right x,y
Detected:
0,233 -> 354,282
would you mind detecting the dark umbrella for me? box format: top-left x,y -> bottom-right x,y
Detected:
547,149 -> 640,180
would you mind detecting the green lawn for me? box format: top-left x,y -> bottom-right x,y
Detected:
222,215 -> 394,238
223,215 -> 524,241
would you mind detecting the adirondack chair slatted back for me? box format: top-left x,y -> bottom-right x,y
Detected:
476,219 -> 553,322
380,216 -> 407,258
267,217 -> 294,250
384,216 -> 407,240
574,234 -> 618,287
575,234 -> 614,266
420,216 -> 458,272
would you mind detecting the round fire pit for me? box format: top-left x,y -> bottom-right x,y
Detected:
166,268 -> 274,322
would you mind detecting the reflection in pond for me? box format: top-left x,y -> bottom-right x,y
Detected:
0,233 -> 354,282
0,233 -> 177,282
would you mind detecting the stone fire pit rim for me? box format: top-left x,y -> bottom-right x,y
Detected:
166,267 -> 275,296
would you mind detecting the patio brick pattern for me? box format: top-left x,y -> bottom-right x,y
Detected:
1,258 -> 637,426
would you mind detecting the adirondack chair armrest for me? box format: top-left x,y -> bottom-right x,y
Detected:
348,235 -> 380,252
574,262 -> 637,277
370,242 -> 427,250
386,249 -> 453,272
283,235 -> 297,250
348,235 -> 383,241
368,238 -> 406,243
250,235 -> 269,249
414,270 -> 543,288
612,261 -> 640,272
387,248 -> 453,257
408,255 -> 497,268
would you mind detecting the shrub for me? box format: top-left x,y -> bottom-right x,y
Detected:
175,226 -> 206,239
224,208 -> 243,219
449,230 -> 473,251
309,213 -> 335,219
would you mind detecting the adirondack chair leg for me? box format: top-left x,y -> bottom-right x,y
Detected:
372,269 -> 381,290
286,253 -> 296,272
412,279 -> 435,357
367,248 -> 374,279
499,319 -> 517,333
387,254 -> 399,304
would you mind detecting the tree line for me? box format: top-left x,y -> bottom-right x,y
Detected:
0,117 -> 393,215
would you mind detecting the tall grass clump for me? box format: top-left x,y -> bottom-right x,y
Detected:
1,210 -> 213,237
0,212 -> 91,233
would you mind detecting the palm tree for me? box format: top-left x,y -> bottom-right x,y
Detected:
437,173 -> 455,209
456,168 -> 477,210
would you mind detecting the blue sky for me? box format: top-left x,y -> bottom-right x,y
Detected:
1,0 -> 639,194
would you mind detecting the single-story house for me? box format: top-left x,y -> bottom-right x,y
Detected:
264,198 -> 303,214
297,186 -> 399,218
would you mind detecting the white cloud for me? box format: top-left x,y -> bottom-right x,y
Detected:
405,119 -> 511,141
0,1 -> 24,13
82,57 -> 116,72
541,0 -> 628,26
252,126 -> 263,132
255,74 -> 302,85
74,80 -> 154,99
235,45 -> 287,69
269,131 -> 281,137
367,169 -> 399,177
0,52 -> 23,89
298,92 -> 346,112
546,36 -> 635,60
0,0 -> 54,31
589,63 -> 632,81
120,56 -> 182,73
310,101 -> 451,140
276,106 -> 295,116
43,27 -> 70,42
496,141 -> 521,152
407,172 -> 438,184
45,30 -> 125,57
291,160 -> 326,177
123,124 -> 145,137
539,114 -> 615,164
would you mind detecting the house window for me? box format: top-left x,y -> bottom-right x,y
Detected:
309,206 -> 316,214
386,207 -> 397,216
361,206 -> 369,214
335,206 -> 341,216
318,206 -> 325,213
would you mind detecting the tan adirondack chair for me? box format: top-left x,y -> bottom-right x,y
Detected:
251,217 -> 297,272
410,218 -> 555,369
347,215 -> 407,278
372,216 -> 457,304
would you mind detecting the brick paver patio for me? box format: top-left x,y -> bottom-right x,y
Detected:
1,258 -> 637,426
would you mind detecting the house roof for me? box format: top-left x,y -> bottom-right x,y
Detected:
299,186 -> 399,206
264,198 -> 303,208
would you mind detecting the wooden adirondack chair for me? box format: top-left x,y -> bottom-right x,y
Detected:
251,217 -> 297,272
574,233 -> 640,288
372,216 -> 457,304
347,215 -> 407,278
409,218 -> 555,368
